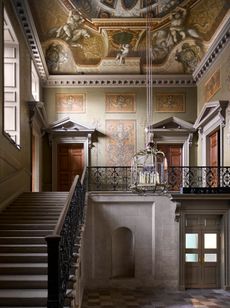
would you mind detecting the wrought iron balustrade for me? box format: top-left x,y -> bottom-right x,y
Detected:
87,166 -> 230,193
46,169 -> 87,308
87,166 -> 131,191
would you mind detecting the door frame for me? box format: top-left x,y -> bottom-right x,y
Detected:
57,142 -> 84,191
177,205 -> 230,290
184,216 -> 221,288
150,117 -> 196,166
51,136 -> 89,190
194,101 -> 228,167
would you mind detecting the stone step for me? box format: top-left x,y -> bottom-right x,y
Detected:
0,244 -> 47,253
0,253 -> 47,263
0,289 -> 47,306
0,220 -> 58,224
0,224 -> 55,230
10,202 -> 65,206
13,192 -> 68,198
0,263 -> 47,275
0,237 -> 46,244
0,275 -> 47,289
12,199 -> 67,204
5,207 -> 63,212
0,215 -> 61,220
0,230 -> 52,237
0,191 -> 71,307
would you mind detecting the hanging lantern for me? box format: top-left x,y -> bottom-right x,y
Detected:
130,136 -> 168,194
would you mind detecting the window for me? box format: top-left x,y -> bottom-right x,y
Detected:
31,60 -> 40,101
3,9 -> 20,147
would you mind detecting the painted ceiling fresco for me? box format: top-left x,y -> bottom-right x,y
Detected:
28,0 -> 229,75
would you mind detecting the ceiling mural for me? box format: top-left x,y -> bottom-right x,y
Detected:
62,0 -> 185,18
28,0 -> 229,75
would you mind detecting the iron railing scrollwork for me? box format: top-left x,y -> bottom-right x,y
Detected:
87,166 -> 230,192
87,166 -> 131,191
46,169 -> 86,308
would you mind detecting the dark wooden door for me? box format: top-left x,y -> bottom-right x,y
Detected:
185,215 -> 220,288
57,143 -> 84,191
208,131 -> 220,187
158,144 -> 182,191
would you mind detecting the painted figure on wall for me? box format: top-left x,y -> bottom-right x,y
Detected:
175,42 -> 201,73
169,7 -> 187,43
45,43 -> 68,72
106,120 -> 135,166
115,44 -> 130,64
151,6 -> 200,64
55,10 -> 90,48
151,29 -> 174,61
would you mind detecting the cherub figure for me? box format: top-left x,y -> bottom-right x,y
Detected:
55,10 -> 90,48
169,7 -> 187,43
115,44 -> 130,65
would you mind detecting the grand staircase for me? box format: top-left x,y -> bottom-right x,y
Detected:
0,192 -> 69,307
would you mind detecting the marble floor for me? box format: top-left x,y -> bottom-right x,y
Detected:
81,288 -> 230,307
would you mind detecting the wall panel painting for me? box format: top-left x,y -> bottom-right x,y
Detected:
106,120 -> 136,166
155,93 -> 185,112
56,93 -> 86,113
105,93 -> 136,113
205,69 -> 221,102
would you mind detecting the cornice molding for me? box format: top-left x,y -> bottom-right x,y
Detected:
193,15 -> 230,83
43,74 -> 196,88
12,0 -> 48,80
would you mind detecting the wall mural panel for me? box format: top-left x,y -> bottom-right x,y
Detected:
205,69 -> 221,102
155,93 -> 185,112
56,93 -> 86,113
105,93 -> 136,112
188,0 -> 227,41
105,120 -> 136,166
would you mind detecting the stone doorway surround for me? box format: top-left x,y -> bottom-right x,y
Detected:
149,117 -> 196,166
171,193 -> 230,291
46,117 -> 95,190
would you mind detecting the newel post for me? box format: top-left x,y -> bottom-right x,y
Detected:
45,235 -> 61,308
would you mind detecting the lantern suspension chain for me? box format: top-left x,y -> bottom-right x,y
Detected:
146,6 -> 153,145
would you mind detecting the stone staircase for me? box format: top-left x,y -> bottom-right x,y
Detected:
0,192 -> 69,307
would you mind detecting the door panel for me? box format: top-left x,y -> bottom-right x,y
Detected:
208,130 -> 220,187
184,215 -> 221,288
57,143 -> 84,191
209,131 -> 219,167
185,265 -> 201,286
158,144 -> 182,191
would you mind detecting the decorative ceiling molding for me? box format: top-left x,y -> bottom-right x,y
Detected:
11,0 -> 229,86
193,15 -> 230,83
43,74 -> 196,88
12,0 -> 48,80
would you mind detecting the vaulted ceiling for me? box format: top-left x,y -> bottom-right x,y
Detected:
13,0 -> 230,77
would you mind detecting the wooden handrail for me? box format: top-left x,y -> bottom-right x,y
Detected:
80,166 -> 87,186
53,174 -> 79,235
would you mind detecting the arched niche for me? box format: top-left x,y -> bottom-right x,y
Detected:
112,227 -> 135,278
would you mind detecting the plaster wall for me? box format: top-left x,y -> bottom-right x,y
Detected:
196,43 -> 230,165
0,0 -> 32,209
83,193 -> 179,289
43,86 -> 197,168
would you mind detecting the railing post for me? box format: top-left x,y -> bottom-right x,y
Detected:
45,235 -> 61,308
